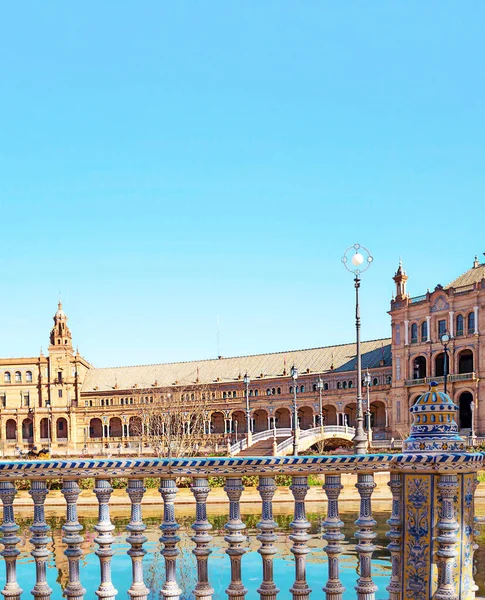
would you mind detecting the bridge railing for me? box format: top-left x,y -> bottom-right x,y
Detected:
0,453 -> 483,600
0,452 -> 481,600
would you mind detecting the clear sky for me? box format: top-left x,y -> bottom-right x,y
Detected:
0,2 -> 484,367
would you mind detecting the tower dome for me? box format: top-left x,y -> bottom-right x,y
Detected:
403,382 -> 466,452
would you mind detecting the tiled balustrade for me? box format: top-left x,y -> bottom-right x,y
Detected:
0,451 -> 482,600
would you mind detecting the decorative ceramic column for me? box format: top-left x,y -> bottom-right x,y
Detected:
434,474 -> 459,600
474,306 -> 479,334
159,479 -> 182,600
126,479 -> 149,600
322,474 -> 345,600
29,480 -> 52,600
386,473 -> 402,600
224,478 -> 247,600
289,476 -> 311,600
93,479 -> 117,600
191,478 -> 214,600
61,480 -> 86,600
0,482 -> 22,600
354,473 -> 377,600
404,320 -> 409,345
256,477 -> 279,600
400,381 -> 479,600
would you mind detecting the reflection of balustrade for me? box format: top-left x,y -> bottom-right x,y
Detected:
405,372 -> 476,386
0,450 -> 480,598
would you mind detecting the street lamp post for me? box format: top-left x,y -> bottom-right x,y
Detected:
316,377 -> 324,430
440,332 -> 451,394
291,365 -> 299,455
342,243 -> 373,455
244,373 -> 252,446
364,370 -> 372,446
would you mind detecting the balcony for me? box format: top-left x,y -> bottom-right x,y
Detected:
404,372 -> 476,386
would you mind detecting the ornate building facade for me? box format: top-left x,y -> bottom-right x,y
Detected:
0,257 -> 483,456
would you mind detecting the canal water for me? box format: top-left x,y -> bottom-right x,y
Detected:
5,504 -> 485,599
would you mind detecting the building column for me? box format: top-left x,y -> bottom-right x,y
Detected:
474,306 -> 479,334
426,315 -> 431,341
449,311 -> 454,338
404,320 -> 409,345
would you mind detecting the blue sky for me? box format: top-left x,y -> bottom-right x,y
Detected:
0,2 -> 484,367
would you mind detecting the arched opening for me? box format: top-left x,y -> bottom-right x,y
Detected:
22,418 -> 33,441
435,353 -> 445,377
129,416 -> 142,437
411,323 -> 418,343
231,410 -> 246,434
298,406 -> 313,429
275,407 -> 291,428
370,401 -> 387,428
421,321 -> 428,342
322,404 -> 337,426
40,418 -> 51,440
56,418 -> 67,441
210,412 -> 225,434
89,418 -> 103,439
458,350 -> 474,374
458,392 -> 473,430
5,419 -> 16,440
344,403 -> 356,427
413,356 -> 427,379
252,409 -> 268,432
109,417 -> 122,438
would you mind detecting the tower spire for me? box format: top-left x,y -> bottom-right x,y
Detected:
49,300 -> 73,350
393,259 -> 408,300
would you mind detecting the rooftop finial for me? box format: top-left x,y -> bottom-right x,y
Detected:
473,255 -> 479,268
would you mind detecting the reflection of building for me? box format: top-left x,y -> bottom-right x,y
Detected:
0,257 -> 483,456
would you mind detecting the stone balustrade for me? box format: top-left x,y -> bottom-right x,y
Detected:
0,450 -> 482,600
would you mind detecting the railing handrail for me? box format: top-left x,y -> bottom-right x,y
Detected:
405,372 -> 476,386
0,452 -> 481,480
251,428 -> 292,443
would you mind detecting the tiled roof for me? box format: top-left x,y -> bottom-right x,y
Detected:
445,262 -> 485,289
81,338 -> 392,392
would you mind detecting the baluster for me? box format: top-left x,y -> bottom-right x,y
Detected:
289,476 -> 311,600
322,474 -> 345,600
256,476 -> 279,600
191,478 -> 214,600
224,477 -> 247,600
61,480 -> 86,600
159,479 -> 182,600
434,474 -> 459,600
29,480 -> 52,600
354,473 -> 377,600
0,481 -> 22,600
126,479 -> 149,600
385,473 -> 402,600
93,478 -> 117,600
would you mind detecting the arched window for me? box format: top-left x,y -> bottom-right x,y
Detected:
271,388 -> 276,395
289,386 -> 293,393
25,371 -> 33,383
300,385 -> 305,393
468,312 -> 475,334
324,382 -> 329,391
348,381 -> 353,388
223,392 -> 227,399
421,321 -> 428,342
342,381 -> 347,389
435,353 -> 445,377
386,375 -> 392,384
373,377 -> 379,386
312,383 -> 317,391
456,314 -> 464,336
4,372 -> 10,383
249,390 -> 253,397
337,382 -> 342,389
277,387 -> 281,394
413,356 -> 427,379
254,390 -> 259,397
266,389 -> 271,396
411,323 -> 418,343
15,371 -> 22,383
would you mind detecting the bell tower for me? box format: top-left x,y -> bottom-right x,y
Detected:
393,260 -> 408,300
49,301 -> 73,350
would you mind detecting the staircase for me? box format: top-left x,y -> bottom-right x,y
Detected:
236,438 -> 277,456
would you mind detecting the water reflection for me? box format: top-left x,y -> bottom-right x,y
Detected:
4,507 -> 485,599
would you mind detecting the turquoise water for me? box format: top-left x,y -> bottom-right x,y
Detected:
5,509 -> 485,599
